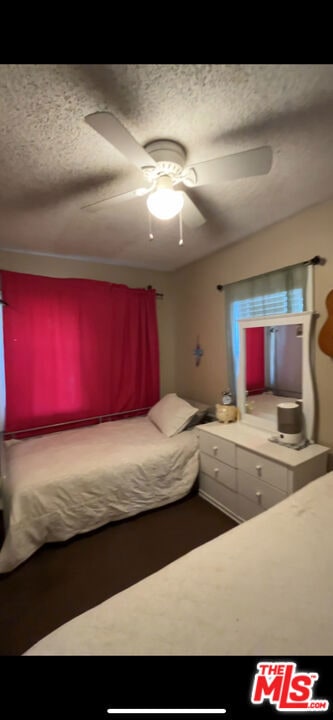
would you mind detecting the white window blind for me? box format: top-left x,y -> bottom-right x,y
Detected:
234,288 -> 304,321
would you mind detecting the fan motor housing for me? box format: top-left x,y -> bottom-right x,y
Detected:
144,140 -> 186,178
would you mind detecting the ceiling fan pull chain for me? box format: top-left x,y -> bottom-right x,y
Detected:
179,209 -> 184,246
148,209 -> 154,241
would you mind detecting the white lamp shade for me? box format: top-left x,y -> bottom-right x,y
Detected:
147,176 -> 184,220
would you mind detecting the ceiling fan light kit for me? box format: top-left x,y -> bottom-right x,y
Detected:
147,176 -> 184,220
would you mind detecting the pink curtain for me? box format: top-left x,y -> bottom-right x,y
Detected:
2,271 -> 160,434
246,326 -> 265,394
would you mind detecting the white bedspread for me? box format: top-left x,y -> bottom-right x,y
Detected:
25,470 -> 333,656
0,417 -> 198,573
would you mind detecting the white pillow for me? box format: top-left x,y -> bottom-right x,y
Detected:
148,393 -> 198,437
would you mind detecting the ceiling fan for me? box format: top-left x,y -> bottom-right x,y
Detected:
82,111 -> 273,228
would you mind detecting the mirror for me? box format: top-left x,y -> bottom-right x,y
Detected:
237,312 -> 315,440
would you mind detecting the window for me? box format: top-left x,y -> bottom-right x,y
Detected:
234,288 -> 304,320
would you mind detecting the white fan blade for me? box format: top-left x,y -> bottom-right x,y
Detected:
182,192 -> 206,228
82,187 -> 150,213
192,146 -> 273,186
85,112 -> 156,170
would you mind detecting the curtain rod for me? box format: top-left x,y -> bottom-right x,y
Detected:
216,255 -> 325,291
147,285 -> 164,298
0,288 -> 163,307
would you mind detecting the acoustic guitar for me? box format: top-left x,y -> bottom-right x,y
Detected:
318,290 -> 333,357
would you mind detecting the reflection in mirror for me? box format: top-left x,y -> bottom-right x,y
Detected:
237,312 -> 315,441
245,324 -> 303,423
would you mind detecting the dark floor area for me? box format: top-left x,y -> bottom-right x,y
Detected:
0,492 -> 236,655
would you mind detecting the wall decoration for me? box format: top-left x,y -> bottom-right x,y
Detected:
193,337 -> 204,366
318,290 -> 333,357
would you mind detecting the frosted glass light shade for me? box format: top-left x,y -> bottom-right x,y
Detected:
147,176 -> 184,220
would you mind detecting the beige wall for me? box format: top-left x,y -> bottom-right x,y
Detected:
0,251 -> 176,399
174,198 -> 333,449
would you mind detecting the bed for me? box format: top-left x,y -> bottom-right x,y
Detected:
0,409 -> 199,574
24,470 -> 333,655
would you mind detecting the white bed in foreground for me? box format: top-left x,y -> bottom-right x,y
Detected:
25,470 -> 333,656
0,416 -> 198,573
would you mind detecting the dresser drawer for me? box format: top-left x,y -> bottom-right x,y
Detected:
199,431 -> 235,467
199,472 -> 239,519
236,447 -> 288,492
237,468 -> 287,511
238,493 -> 262,521
200,454 -> 237,491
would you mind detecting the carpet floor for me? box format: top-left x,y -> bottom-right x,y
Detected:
0,491 -> 236,655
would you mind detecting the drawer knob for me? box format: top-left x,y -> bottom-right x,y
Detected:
213,446 -> 218,455
214,468 -> 219,477
256,464 -> 262,476
256,491 -> 262,499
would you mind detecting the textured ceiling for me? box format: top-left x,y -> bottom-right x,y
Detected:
1,64 -> 333,271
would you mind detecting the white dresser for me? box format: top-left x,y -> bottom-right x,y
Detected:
198,421 -> 329,522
